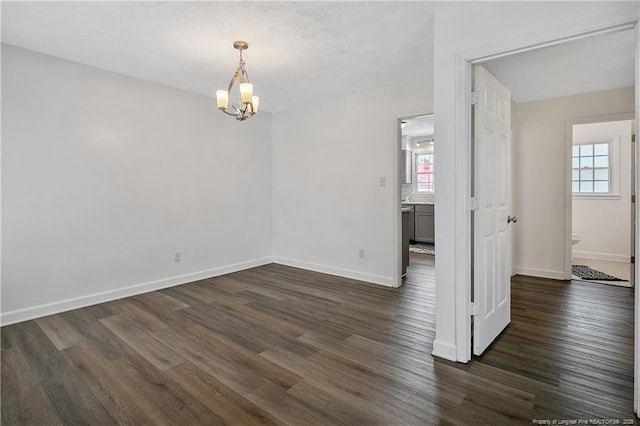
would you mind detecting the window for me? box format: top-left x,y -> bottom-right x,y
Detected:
572,142 -> 610,194
416,153 -> 434,193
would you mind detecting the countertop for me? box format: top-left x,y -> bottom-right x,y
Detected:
401,201 -> 434,205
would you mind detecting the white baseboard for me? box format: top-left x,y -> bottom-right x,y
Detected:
0,257 -> 273,326
432,339 -> 457,361
572,250 -> 630,263
513,266 -> 566,280
272,257 -> 396,288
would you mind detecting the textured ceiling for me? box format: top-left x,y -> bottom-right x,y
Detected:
487,28 -> 635,103
1,1 -> 442,112
2,2 -> 635,111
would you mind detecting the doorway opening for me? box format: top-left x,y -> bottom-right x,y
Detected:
398,114 -> 436,283
464,21 -> 638,414
469,25 -> 636,355
569,117 -> 635,287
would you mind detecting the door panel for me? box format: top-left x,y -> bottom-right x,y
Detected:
473,65 -> 512,356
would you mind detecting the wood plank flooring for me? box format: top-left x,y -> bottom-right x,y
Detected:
1,253 -> 636,425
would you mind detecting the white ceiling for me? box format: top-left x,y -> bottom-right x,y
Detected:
487,28 -> 635,103
1,1 -> 443,112
2,2 -> 635,111
402,114 -> 434,137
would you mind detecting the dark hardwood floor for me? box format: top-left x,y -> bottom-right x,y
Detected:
1,253 -> 636,425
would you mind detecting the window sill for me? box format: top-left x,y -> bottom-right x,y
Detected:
572,193 -> 621,200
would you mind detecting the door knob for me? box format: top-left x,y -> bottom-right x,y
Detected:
507,215 -> 517,224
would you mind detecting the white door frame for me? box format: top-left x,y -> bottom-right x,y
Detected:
452,19 -> 638,355
634,20 -> 639,415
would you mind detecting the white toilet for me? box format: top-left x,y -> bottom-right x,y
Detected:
572,234 -> 581,246
571,234 -> 581,263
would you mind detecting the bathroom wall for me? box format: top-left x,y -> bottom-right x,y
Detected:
512,86 -> 634,279
572,119 -> 633,262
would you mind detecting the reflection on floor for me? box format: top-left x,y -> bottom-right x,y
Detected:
572,256 -> 632,287
403,251 -> 435,284
408,251 -> 435,267
402,251 -> 634,420
401,251 -> 434,293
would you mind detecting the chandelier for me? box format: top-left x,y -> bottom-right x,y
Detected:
216,41 -> 259,121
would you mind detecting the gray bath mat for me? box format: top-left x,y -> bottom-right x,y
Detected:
409,243 -> 435,255
571,265 -> 627,282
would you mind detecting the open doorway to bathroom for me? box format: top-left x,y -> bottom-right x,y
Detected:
570,117 -> 635,287
481,27 -> 635,287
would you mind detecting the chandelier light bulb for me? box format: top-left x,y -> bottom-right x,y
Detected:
240,83 -> 253,104
216,90 -> 229,109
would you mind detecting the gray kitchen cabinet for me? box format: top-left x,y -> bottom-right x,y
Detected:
402,210 -> 410,276
408,208 -> 415,241
414,204 -> 434,243
402,204 -> 415,241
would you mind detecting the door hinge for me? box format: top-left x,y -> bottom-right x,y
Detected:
632,134 -> 636,143
470,301 -> 480,316
470,91 -> 480,105
632,256 -> 635,264
470,197 -> 480,211
632,195 -> 636,204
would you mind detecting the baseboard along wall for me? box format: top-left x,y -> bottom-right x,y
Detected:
513,266 -> 566,281
272,257 -> 396,288
0,257 -> 273,326
572,250 -> 630,264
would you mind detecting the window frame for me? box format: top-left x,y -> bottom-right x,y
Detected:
414,151 -> 435,194
571,136 -> 621,200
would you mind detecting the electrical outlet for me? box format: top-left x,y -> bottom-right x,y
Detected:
359,249 -> 365,259
174,252 -> 181,262
379,176 -> 386,187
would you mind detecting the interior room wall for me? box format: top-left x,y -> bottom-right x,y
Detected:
1,44 -> 273,324
271,80 -> 432,286
512,87 -> 634,278
572,119 -> 633,262
432,1 -> 638,362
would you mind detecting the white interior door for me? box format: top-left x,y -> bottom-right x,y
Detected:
473,65 -> 513,356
